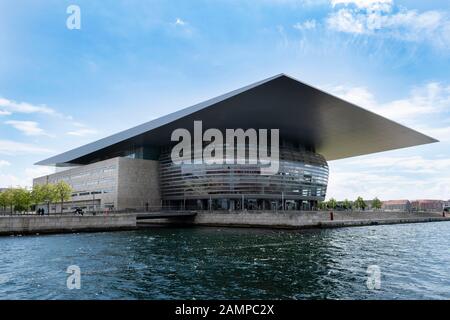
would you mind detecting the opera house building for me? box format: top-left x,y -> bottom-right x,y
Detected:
34,74 -> 436,213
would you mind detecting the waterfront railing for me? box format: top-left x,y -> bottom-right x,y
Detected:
1,206 -> 446,217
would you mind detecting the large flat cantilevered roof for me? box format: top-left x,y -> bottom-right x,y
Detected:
36,74 -> 437,166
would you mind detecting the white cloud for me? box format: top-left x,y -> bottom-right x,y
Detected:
328,152 -> 450,200
0,140 -> 53,155
0,166 -> 55,188
331,0 -> 392,10
0,97 -> 56,115
170,17 -> 195,38
330,85 -> 375,106
175,18 -> 186,26
330,82 -> 450,123
0,160 -> 10,167
0,173 -> 24,188
72,121 -> 86,127
5,120 -> 49,136
326,81 -> 450,200
25,166 -> 55,182
327,166 -> 450,200
251,0 -> 329,6
418,126 -> 450,143
293,19 -> 317,30
326,0 -> 450,49
346,156 -> 450,174
277,25 -> 290,48
0,96 -> 74,120
327,8 -> 366,33
66,128 -> 98,137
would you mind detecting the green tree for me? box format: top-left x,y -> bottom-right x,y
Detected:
342,199 -> 352,210
318,201 -> 328,210
0,191 -> 7,212
1,188 -> 15,213
31,184 -> 45,210
327,198 -> 337,210
354,196 -> 367,211
371,197 -> 382,210
12,187 -> 32,213
54,181 -> 72,214
41,184 -> 58,214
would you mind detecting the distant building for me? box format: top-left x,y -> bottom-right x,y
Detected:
411,200 -> 444,212
444,201 -> 450,212
363,199 -> 384,211
382,200 -> 411,212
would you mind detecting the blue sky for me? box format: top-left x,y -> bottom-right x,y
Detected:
1,0 -> 450,200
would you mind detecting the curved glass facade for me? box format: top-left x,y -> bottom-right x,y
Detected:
159,144 -> 329,210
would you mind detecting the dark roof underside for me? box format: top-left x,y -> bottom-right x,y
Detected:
36,74 -> 437,166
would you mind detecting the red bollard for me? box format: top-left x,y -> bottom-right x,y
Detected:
330,211 -> 334,221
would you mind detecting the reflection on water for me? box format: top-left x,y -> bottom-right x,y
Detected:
0,222 -> 449,299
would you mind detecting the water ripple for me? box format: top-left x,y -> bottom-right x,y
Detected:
0,222 -> 449,299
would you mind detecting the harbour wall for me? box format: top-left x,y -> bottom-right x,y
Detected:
140,211 -> 450,229
0,214 -> 137,236
1,211 -> 449,236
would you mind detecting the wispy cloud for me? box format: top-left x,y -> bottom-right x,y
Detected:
330,82 -> 450,142
0,173 -> 24,188
66,128 -> 98,137
5,120 -> 50,136
0,166 -> 55,188
418,126 -> 450,143
276,25 -> 290,48
0,140 -> 53,155
327,166 -> 450,200
252,0 -> 328,6
326,0 -> 450,49
174,18 -> 186,26
330,82 -> 450,123
293,19 -> 317,30
170,17 -> 195,37
346,155 -> 450,174
327,80 -> 450,200
0,97 -> 56,115
25,166 -> 55,181
331,0 -> 392,10
0,160 -> 11,167
0,96 -> 73,121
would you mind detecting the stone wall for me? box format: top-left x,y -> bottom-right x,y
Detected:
116,157 -> 161,209
0,214 -> 136,236
143,210 -> 448,229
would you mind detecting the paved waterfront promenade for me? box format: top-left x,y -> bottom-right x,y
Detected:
0,214 -> 137,236
139,211 -> 450,229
